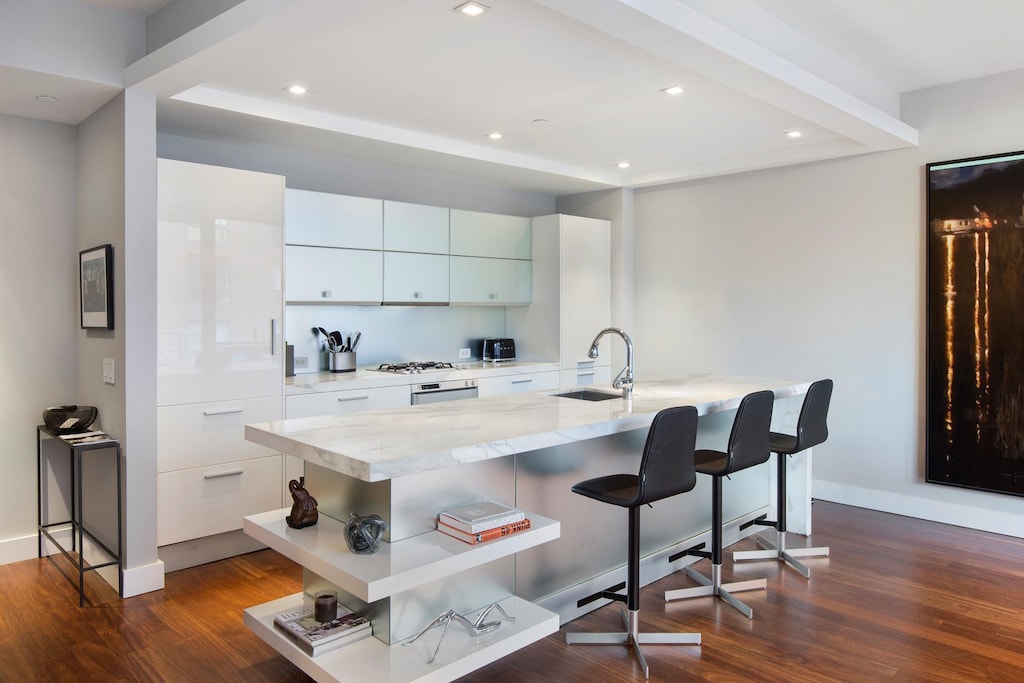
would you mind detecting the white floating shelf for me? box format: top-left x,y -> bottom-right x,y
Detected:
244,509 -> 560,602
245,593 -> 559,683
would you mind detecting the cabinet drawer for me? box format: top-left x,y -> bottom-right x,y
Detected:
157,397 -> 281,473
285,245 -> 383,303
286,385 -> 411,418
383,252 -> 449,303
450,256 -> 531,305
477,371 -> 559,398
157,454 -> 282,546
285,189 -> 382,249
383,200 -> 449,254
560,364 -> 611,389
450,210 -> 531,259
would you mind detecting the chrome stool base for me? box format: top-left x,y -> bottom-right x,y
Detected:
734,529 -> 830,579
664,564 -> 767,620
566,607 -> 700,678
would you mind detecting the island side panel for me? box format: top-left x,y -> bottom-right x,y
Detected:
513,408 -> 771,613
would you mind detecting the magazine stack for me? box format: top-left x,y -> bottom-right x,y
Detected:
273,603 -> 371,656
437,501 -> 531,545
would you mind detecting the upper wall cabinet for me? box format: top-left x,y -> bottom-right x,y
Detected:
285,245 -> 384,303
450,210 -> 531,259
450,256 -> 531,305
285,189 -> 383,250
383,200 -> 449,254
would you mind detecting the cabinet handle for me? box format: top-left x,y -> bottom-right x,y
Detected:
414,291 -> 423,299
337,395 -> 370,402
577,371 -> 596,377
489,293 -> 497,299
270,318 -> 277,355
203,407 -> 244,416
204,469 -> 243,480
321,290 -> 332,298
577,359 -> 596,366
511,378 -> 533,384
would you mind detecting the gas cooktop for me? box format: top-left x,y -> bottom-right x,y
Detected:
375,361 -> 468,374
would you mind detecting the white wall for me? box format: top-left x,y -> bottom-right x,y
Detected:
632,69 -> 1024,537
0,114 -> 78,562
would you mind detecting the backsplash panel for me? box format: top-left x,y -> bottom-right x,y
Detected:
285,305 -> 507,372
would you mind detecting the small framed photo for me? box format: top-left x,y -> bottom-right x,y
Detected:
80,244 -> 113,330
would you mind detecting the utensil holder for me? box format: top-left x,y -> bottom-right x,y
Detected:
329,351 -> 356,373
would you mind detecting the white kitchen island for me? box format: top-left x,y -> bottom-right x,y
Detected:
243,374 -> 810,683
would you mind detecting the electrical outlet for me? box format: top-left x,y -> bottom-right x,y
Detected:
295,356 -> 309,369
458,347 -> 471,359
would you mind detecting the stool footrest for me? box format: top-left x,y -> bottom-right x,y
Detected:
668,542 -> 708,564
740,513 -> 774,531
576,581 -> 627,608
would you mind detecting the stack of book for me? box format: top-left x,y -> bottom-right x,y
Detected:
437,501 -> 531,545
273,603 -> 372,656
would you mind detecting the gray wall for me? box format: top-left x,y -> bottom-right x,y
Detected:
631,69 -> 1024,537
0,113 -> 78,561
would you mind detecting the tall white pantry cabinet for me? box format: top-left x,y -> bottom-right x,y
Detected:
155,159 -> 285,548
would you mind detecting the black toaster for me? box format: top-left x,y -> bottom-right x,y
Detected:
482,338 -> 517,361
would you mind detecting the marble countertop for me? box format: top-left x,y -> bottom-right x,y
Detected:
286,361 -> 562,395
248,374 -> 810,482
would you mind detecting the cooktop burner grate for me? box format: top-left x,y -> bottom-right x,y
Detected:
376,361 -> 456,374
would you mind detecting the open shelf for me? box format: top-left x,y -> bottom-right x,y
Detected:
244,509 -> 559,602
245,593 -> 558,683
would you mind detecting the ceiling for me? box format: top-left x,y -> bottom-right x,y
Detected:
12,0 -> 1024,195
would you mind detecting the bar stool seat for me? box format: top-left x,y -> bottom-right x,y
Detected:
734,378 -> 833,577
566,405 -> 702,679
664,390 -> 775,619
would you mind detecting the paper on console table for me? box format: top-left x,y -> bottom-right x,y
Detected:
247,374 -> 810,483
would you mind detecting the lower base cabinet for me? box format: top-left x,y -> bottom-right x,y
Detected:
157,454 -> 282,546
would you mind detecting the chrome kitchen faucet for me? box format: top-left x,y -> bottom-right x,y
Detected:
588,327 -> 634,399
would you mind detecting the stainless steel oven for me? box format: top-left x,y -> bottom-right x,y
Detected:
410,378 -> 479,405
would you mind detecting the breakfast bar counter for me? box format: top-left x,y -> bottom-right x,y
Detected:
242,375 -> 811,682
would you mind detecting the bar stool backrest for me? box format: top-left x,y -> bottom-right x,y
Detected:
637,405 -> 699,505
722,390 -> 775,474
794,379 -> 833,451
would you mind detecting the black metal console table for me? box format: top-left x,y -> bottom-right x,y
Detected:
36,426 -> 123,606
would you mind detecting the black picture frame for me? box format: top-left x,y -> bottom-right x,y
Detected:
926,149 -> 1024,497
80,244 -> 114,330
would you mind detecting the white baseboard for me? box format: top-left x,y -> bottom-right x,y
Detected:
122,559 -> 165,597
0,533 -> 41,565
813,480 -> 1024,539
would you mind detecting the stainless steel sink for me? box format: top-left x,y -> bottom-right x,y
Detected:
551,389 -> 624,401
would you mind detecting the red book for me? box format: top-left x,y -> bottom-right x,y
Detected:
437,518 -> 532,544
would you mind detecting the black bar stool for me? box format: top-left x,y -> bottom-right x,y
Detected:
566,406 -> 702,678
734,378 -> 833,578
664,390 -> 775,619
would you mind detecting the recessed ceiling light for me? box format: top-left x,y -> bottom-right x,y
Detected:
487,132 -> 503,140
286,85 -> 308,95
36,95 -> 58,102
661,85 -> 684,96
454,1 -> 490,16
785,130 -> 803,138
616,162 -> 631,169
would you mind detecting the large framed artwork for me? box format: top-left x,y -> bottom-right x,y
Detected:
80,244 -> 114,330
927,150 -> 1024,497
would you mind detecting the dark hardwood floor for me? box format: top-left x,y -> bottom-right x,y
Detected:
2,501 -> 1022,682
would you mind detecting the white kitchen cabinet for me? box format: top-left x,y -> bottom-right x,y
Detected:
450,210 -> 531,259
383,251 -> 449,304
506,214 -> 611,388
157,158 -> 285,551
476,371 -> 559,398
157,454 -> 283,546
286,385 -> 411,419
157,159 -> 285,406
449,256 -> 531,305
383,200 -> 449,254
285,245 -> 383,303
285,189 -> 383,250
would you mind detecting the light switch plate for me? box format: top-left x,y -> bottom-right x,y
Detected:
103,358 -> 115,384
